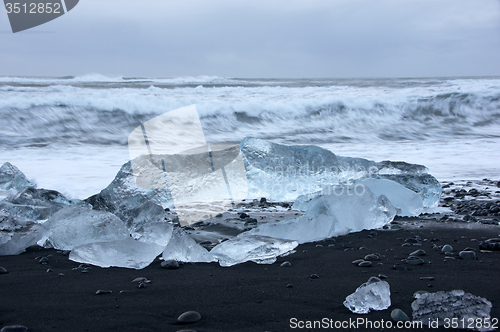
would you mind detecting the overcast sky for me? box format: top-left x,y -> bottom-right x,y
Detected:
1,0 -> 499,78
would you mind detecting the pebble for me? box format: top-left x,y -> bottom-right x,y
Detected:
410,249 -> 426,256
393,264 -> 407,271
405,257 -> 425,265
0,326 -> 28,332
177,311 -> 201,324
405,238 -> 420,244
358,261 -> 372,267
310,274 -> 320,279
138,282 -> 147,289
286,283 -> 293,288
132,277 -> 149,283
46,269 -> 52,273
96,290 -> 113,295
39,257 -> 49,265
420,277 -> 434,280
280,261 -> 291,267
161,260 -> 179,270
239,212 -> 249,219
352,259 -> 365,265
378,274 -> 388,279
0,267 -> 8,274
459,251 -> 476,260
441,244 -> 453,253
364,254 -> 380,261
390,308 -> 410,322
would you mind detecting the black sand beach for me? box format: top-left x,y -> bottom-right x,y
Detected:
1,218 -> 499,332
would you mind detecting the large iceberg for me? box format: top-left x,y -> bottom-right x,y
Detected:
240,137 -> 441,208
69,238 -> 165,269
246,186 -> 396,244
42,206 -> 129,250
211,235 -> 298,267
0,211 -> 43,255
344,277 -> 391,314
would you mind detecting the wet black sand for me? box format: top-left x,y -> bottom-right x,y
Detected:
1,221 -> 499,332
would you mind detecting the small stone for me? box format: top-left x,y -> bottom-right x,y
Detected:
260,197 -> 267,204
96,290 -> 113,295
46,269 -> 52,273
405,257 -> 425,265
58,273 -> 64,276
280,261 -> 291,267
352,259 -> 364,265
239,212 -> 249,219
215,213 -> 223,218
441,244 -> 453,252
393,264 -> 407,271
138,281 -> 147,289
405,238 -> 420,243
0,267 -> 8,274
286,283 -> 293,288
358,261 -> 372,267
39,257 -> 49,264
364,254 -> 380,261
410,249 -> 426,256
310,274 -> 320,279
132,277 -> 149,283
177,311 -> 201,324
0,326 -> 28,332
459,251 -> 476,260
161,260 -> 179,270
391,308 -> 410,322
378,274 -> 388,279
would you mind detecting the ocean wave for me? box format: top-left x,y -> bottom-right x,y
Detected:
0,78 -> 499,148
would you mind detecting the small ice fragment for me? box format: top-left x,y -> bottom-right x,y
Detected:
210,235 -> 298,267
411,290 -> 493,331
69,238 -> 164,269
162,228 -> 216,263
343,277 -> 391,314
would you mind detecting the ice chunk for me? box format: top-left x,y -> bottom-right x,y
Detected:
0,187 -> 88,220
0,211 -> 43,255
85,159 -> 173,219
356,178 -> 424,216
69,238 -> 165,269
162,228 -> 216,263
210,235 -> 298,267
246,186 -> 396,244
119,201 -> 174,246
43,206 -> 129,250
344,277 -> 391,314
412,290 -> 493,330
240,137 -> 441,207
0,162 -> 35,191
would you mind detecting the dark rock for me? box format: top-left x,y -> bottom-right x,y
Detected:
393,264 -> 407,271
352,259 -> 365,265
310,274 -> 320,279
410,249 -> 426,256
441,244 -> 453,252
405,257 -> 425,265
405,238 -> 420,244
161,260 -> 179,270
244,218 -> 258,225
138,281 -> 147,288
280,261 -> 291,267
459,251 -> 476,260
239,213 -> 249,219
0,326 -> 28,332
96,290 -> 112,295
286,283 -> 293,288
378,274 -> 388,279
260,197 -> 267,204
177,311 -> 201,324
215,213 -> 223,218
0,267 -> 8,274
391,308 -> 410,322
358,261 -> 372,267
39,257 -> 48,264
364,254 -> 380,261
420,277 -> 434,280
